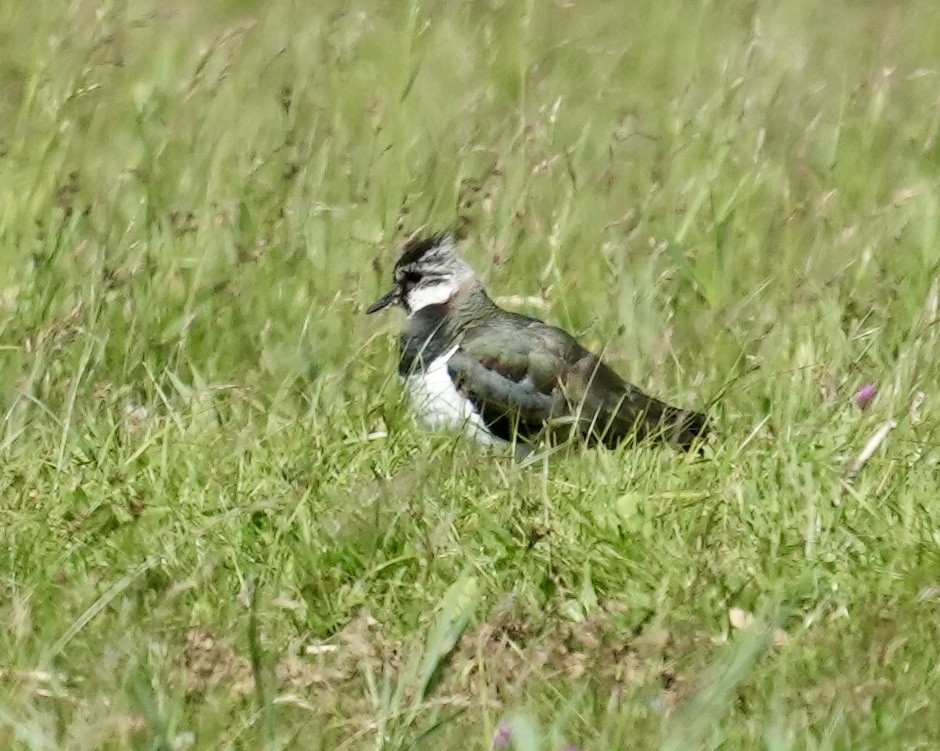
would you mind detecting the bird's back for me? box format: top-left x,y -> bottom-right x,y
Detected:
460,305 -> 709,449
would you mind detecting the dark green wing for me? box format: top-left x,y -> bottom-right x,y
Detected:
449,313 -> 709,449
445,321 -> 568,443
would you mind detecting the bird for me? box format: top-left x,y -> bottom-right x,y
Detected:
367,233 -> 710,453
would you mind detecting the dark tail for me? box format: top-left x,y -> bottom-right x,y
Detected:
576,357 -> 711,451
654,404 -> 710,451
596,393 -> 711,451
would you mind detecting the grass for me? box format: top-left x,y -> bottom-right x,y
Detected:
1,0 -> 939,748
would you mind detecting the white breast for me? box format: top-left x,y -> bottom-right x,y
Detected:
402,345 -> 505,447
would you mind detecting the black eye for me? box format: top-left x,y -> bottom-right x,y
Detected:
401,269 -> 422,285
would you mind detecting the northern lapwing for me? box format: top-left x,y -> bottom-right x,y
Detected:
367,234 -> 710,452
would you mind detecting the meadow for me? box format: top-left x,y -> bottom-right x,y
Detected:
1,0 -> 939,748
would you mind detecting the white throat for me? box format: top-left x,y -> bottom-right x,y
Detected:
405,280 -> 460,313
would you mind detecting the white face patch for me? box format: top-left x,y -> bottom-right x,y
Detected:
404,279 -> 460,313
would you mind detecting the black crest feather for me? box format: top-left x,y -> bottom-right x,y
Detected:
396,233 -> 451,269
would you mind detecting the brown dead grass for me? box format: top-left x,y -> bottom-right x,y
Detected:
178,606 -> 689,725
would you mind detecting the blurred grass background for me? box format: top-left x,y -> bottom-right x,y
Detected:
1,0 -> 939,749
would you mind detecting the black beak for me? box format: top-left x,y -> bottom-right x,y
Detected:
366,287 -> 399,314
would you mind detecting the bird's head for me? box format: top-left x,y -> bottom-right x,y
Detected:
366,234 -> 476,315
